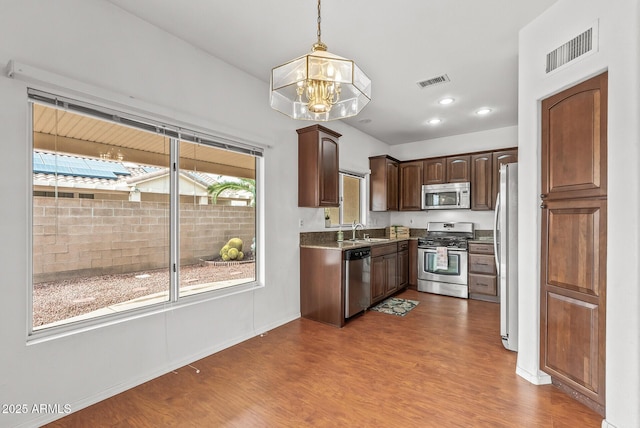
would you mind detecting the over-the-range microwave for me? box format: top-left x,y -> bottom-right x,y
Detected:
421,182 -> 471,210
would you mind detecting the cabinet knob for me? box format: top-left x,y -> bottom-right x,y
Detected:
540,203 -> 547,209
540,194 -> 548,199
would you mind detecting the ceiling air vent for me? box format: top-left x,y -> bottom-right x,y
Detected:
546,25 -> 597,73
417,74 -> 450,89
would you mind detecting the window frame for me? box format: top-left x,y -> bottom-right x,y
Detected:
326,170 -> 366,228
27,89 -> 264,342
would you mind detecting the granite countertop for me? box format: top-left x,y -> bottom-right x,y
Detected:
301,237 -> 416,251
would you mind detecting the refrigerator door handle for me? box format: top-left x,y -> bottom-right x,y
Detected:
493,193 -> 500,271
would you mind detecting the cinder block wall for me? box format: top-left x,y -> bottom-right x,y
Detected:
32,197 -> 255,282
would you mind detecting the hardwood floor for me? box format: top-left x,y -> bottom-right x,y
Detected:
46,289 -> 603,427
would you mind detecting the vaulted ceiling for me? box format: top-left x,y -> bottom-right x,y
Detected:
107,0 -> 558,145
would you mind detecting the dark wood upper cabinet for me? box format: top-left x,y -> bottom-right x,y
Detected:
369,155 -> 399,211
492,149 -> 518,207
399,160 -> 424,211
446,155 -> 471,182
423,158 -> 446,184
470,153 -> 493,210
541,73 -> 607,201
297,125 -> 340,207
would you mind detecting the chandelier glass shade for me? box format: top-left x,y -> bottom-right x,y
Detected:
270,1 -> 371,121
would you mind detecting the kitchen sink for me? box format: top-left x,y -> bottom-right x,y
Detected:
345,237 -> 390,243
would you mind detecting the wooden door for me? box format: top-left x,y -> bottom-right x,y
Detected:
540,71 -> 607,414
386,160 -> 399,210
371,256 -> 386,304
408,239 -> 418,287
397,242 -> 409,289
424,158 -> 445,184
399,161 -> 424,210
446,155 -> 470,182
470,153 -> 492,210
369,155 -> 399,211
384,253 -> 398,295
319,134 -> 339,206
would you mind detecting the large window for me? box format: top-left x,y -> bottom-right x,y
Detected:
30,90 -> 261,333
326,172 -> 365,227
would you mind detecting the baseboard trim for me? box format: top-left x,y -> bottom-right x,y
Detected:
18,312 -> 301,428
516,365 -> 552,385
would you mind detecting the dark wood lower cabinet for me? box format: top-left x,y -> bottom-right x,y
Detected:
300,247 -> 345,328
397,241 -> 409,290
408,239 -> 418,288
300,241 -> 410,327
371,243 -> 398,304
540,198 -> 606,414
468,242 -> 498,303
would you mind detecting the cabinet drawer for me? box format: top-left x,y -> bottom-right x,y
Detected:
397,240 -> 409,251
468,242 -> 494,254
371,242 -> 398,257
468,254 -> 496,274
469,274 -> 497,296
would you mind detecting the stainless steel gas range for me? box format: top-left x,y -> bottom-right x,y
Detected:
417,222 -> 474,299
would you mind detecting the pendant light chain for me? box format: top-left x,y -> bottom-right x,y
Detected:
316,0 -> 322,44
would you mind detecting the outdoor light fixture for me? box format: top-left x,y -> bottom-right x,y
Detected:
270,0 -> 371,121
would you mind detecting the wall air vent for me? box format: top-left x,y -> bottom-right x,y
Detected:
417,74 -> 450,89
546,25 -> 597,73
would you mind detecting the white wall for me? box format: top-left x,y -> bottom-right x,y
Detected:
518,0 -> 640,427
0,1 -> 388,426
388,126 -> 517,231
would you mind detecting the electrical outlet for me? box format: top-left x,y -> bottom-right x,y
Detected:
299,219 -> 304,227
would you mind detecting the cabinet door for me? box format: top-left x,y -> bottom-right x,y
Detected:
541,74 -> 607,201
384,253 -> 398,295
397,249 -> 409,289
492,149 -> 518,207
369,156 -> 399,211
471,153 -> 493,210
408,240 -> 418,287
297,125 -> 341,208
423,158 -> 445,184
446,155 -> 470,182
387,160 -> 399,210
371,256 -> 386,304
399,161 -> 424,210
319,134 -> 339,206
540,198 -> 606,407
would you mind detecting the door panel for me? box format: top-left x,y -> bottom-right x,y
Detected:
545,201 -> 604,296
541,73 -> 607,200
544,292 -> 600,393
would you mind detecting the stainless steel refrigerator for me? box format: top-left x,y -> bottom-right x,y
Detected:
493,163 -> 518,352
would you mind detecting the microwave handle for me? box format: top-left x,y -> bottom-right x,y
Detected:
456,192 -> 460,206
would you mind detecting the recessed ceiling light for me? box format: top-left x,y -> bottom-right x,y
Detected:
428,118 -> 442,125
439,98 -> 454,105
476,108 -> 492,115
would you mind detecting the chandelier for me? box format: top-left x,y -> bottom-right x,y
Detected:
270,0 -> 371,121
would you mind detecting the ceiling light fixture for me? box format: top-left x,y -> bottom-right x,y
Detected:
270,0 -> 371,121
439,98 -> 455,105
428,118 -> 442,125
476,108 -> 493,115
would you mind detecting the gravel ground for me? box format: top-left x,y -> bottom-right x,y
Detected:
33,262 -> 255,327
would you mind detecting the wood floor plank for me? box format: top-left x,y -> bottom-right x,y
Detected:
45,289 -> 603,427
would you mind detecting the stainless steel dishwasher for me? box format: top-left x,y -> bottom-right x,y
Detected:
344,247 -> 371,319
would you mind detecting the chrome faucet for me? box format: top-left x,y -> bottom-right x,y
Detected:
352,221 -> 365,241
